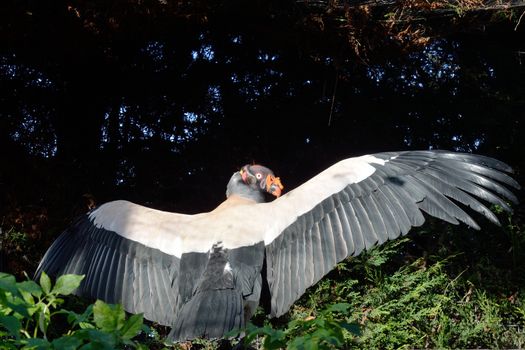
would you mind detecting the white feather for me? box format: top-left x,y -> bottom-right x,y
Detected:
89,154 -> 388,257
262,154 -> 387,244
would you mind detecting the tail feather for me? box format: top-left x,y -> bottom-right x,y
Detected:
169,288 -> 244,341
168,242 -> 266,341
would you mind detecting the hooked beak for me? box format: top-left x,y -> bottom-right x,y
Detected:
266,174 -> 284,198
240,168 -> 248,183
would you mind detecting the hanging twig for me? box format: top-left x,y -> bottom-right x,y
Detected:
328,73 -> 339,126
515,9 -> 525,31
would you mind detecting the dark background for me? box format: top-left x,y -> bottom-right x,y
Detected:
1,0 -> 524,276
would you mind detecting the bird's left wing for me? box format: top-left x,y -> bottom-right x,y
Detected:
35,200 -> 206,326
262,151 -> 520,317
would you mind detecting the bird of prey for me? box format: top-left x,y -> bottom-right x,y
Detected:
35,150 -> 520,341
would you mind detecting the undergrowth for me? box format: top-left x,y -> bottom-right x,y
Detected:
240,215 -> 525,349
0,272 -> 154,349
1,214 -> 524,349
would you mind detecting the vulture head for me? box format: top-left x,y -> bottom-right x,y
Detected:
226,164 -> 284,202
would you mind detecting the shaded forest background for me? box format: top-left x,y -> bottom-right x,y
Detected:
1,2 -> 525,343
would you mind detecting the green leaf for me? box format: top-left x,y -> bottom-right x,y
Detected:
39,272 -> 52,295
51,335 -> 83,350
76,329 -> 117,349
51,274 -> 84,295
93,300 -> 125,332
0,315 -> 21,339
79,322 -> 96,329
259,326 -> 286,349
0,273 -> 20,296
20,337 -> 51,350
289,335 -> 316,350
120,313 -> 143,340
324,303 -> 350,314
17,290 -> 35,306
37,304 -> 51,336
46,295 -> 64,308
66,304 -> 93,327
17,280 -> 43,299
1,295 -> 30,318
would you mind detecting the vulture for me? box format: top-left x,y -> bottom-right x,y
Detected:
35,150 -> 520,341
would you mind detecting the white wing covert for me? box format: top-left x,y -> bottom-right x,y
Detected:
35,209 -> 182,325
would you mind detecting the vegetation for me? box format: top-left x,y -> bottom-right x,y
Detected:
0,272 -> 151,349
2,214 -> 522,349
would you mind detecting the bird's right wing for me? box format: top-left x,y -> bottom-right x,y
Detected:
262,151 -> 520,318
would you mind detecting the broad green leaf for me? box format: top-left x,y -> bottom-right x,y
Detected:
51,335 -> 83,350
20,337 -> 51,350
0,315 -> 21,339
17,280 -> 42,299
39,272 -> 51,295
1,295 -> 30,318
17,289 -> 35,306
289,335 -> 316,350
324,303 -> 350,313
93,300 -> 125,332
59,309 -> 95,330
313,328 -> 343,346
120,313 -> 143,340
51,274 -> 84,295
0,273 -> 19,296
66,304 -> 93,326
261,326 -> 286,349
76,329 -> 117,349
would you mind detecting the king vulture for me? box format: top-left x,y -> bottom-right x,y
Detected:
35,150 -> 520,341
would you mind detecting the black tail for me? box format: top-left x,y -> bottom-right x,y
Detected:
168,243 -> 244,341
168,287 -> 244,340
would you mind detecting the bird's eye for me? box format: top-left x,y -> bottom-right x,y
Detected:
255,173 -> 263,180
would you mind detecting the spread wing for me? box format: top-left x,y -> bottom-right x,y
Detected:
34,201 -> 191,325
263,150 -> 520,317
35,200 -> 267,340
